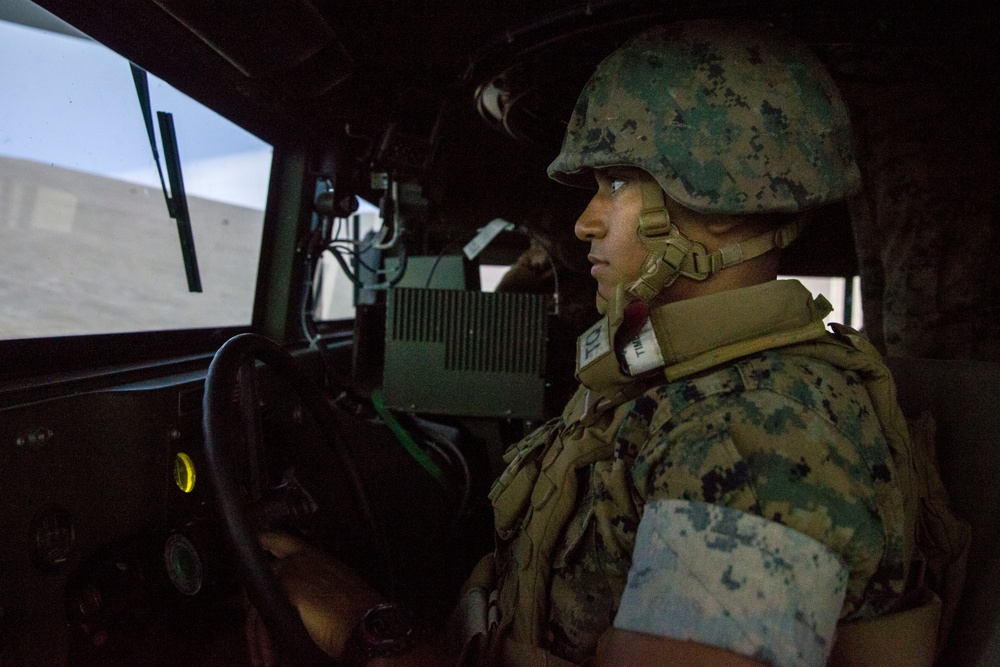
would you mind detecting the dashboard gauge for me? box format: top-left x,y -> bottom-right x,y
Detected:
163,533 -> 204,596
31,506 -> 76,569
173,452 -> 196,493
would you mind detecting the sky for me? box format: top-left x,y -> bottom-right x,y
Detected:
0,17 -> 273,210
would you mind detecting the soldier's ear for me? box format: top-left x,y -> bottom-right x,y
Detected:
701,216 -> 744,238
673,209 -> 745,245
701,212 -> 796,245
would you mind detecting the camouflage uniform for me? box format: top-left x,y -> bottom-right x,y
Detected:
488,280 -> 912,665
481,20 -> 914,667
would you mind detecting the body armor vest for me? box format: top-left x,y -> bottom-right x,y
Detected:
485,280 -> 920,664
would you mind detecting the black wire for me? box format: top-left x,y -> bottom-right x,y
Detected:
424,253 -> 447,289
517,226 -> 561,314
328,243 -> 381,274
327,242 -> 360,284
388,237 -> 408,286
422,431 -> 471,524
300,227 -> 329,346
424,240 -> 465,288
327,233 -> 409,289
330,216 -> 344,243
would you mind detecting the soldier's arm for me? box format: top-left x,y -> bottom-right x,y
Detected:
595,629 -> 769,667
604,499 -> 849,667
617,370 -> 895,666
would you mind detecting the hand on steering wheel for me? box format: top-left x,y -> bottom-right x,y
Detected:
245,531 -> 382,667
204,333 -> 389,666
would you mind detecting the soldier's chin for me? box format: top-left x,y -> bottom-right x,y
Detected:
595,289 -> 609,315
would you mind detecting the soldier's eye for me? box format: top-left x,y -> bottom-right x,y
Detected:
609,178 -> 627,193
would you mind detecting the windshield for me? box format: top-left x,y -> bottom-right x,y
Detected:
0,3 -> 273,341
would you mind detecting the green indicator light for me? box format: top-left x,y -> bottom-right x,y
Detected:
164,533 -> 204,596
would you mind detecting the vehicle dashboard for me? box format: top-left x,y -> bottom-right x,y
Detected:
0,345 -> 495,666
2,363 -> 246,665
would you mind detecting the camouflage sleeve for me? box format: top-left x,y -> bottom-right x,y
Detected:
614,499 -> 848,667
629,358 -> 905,621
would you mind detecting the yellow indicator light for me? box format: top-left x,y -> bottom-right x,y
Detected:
174,452 -> 196,493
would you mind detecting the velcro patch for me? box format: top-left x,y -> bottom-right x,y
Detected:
621,318 -> 665,376
578,318 -> 612,371
615,499 -> 848,667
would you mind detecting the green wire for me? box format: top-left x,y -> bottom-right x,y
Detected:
370,390 -> 448,487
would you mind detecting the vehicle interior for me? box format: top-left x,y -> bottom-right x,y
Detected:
1,0 -> 996,665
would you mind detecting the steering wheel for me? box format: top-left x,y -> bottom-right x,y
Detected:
202,333 -> 381,666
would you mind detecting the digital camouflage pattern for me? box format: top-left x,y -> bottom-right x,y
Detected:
547,20 -> 861,214
615,499 -> 848,667
488,281 -> 910,664
540,348 -> 907,662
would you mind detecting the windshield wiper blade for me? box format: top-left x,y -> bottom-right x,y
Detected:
130,63 -> 203,293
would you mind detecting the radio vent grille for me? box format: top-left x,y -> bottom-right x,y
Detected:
389,289 -> 546,374
383,288 -> 549,418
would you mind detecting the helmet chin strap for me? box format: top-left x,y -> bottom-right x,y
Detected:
598,180 -> 806,321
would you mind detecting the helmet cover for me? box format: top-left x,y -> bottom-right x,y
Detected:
548,20 -> 861,213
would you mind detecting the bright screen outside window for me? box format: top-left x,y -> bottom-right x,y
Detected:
0,5 -> 273,340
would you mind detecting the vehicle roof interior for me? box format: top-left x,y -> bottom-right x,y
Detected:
28,0 -> 993,284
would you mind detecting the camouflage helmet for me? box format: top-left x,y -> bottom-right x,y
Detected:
548,20 -> 861,213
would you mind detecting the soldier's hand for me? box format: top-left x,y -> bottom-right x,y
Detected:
245,531 -> 382,666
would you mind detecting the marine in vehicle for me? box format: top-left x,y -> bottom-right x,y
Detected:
0,1 -> 996,665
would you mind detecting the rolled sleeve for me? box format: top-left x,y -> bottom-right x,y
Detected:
614,499 -> 848,667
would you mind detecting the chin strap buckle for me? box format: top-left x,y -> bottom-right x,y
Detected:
694,218 -> 807,277
627,180 -> 807,304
